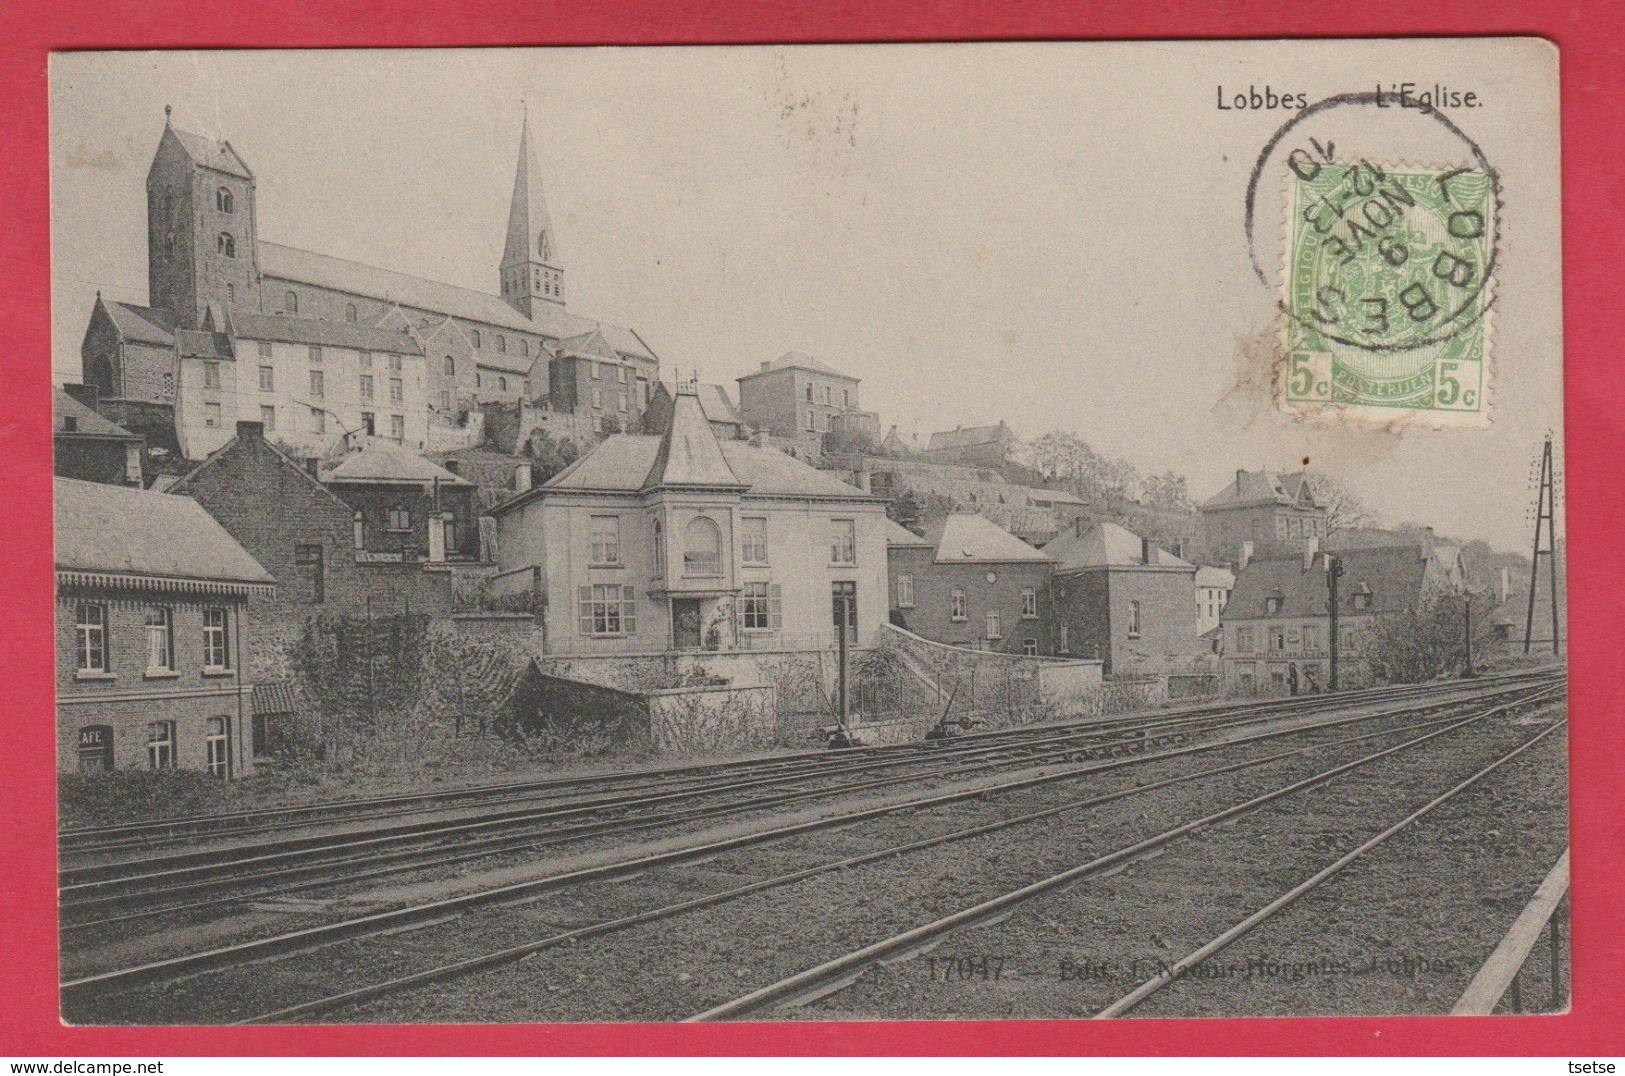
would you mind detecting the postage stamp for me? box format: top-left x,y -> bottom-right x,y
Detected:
1281,159 -> 1496,425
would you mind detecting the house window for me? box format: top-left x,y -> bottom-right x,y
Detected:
1352,588 -> 1372,611
805,384 -> 814,402
590,516 -> 622,566
309,370 -> 324,398
285,290 -> 298,314
1023,639 -> 1039,657
1265,596 -> 1283,615
739,582 -> 782,632
593,388 -> 603,409
438,390 -> 451,411
75,603 -> 107,674
390,378 -> 403,403
1303,625 -> 1321,651
309,407 -> 325,435
1237,627 -> 1254,653
217,233 -> 235,258
260,405 -> 275,431
258,365 -> 274,392
144,607 -> 173,673
832,581 -> 858,633
684,516 -> 722,576
805,411 -> 816,432
986,612 -> 1002,639
308,346 -> 322,364
146,721 -> 176,771
843,389 -> 850,409
205,717 -> 230,779
359,351 -> 373,369
823,386 -> 832,405
829,519 -> 856,565
391,415 -> 405,442
386,353 -> 401,372
578,584 -> 637,636
204,403 -> 222,428
590,362 -> 601,380
1057,624 -> 1069,652
1127,600 -> 1142,638
295,543 -> 325,603
1269,627 -> 1286,652
445,356 -> 455,376
1021,586 -> 1038,618
361,412 -> 375,436
388,507 -> 412,532
499,377 -> 508,393
951,588 -> 967,621
202,608 -> 230,671
257,341 -> 273,359
360,374 -> 374,400
216,187 -> 233,213
471,330 -> 481,348
897,573 -> 914,608
203,362 -> 221,389
496,335 -> 506,354
345,303 -> 358,323
741,517 -> 768,564
618,392 -> 628,413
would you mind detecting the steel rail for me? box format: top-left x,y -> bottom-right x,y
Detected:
62,678 -> 1548,921
61,668 -> 1556,853
1095,719 -> 1567,1017
232,704 -> 1517,1024
60,681 -> 1559,1006
683,685 -> 1564,1021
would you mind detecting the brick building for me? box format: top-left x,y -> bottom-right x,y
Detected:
1221,544 -> 1466,694
921,422 -> 1017,469
886,514 -> 1055,656
735,353 -> 873,462
56,477 -> 274,776
1200,468 -> 1327,566
491,384 -> 889,657
54,387 -> 144,487
79,109 -> 657,461
1046,521 -> 1203,676
321,439 -> 482,568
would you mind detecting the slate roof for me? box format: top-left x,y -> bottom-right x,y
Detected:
696,384 -> 744,427
1194,565 -> 1237,590
169,126 -> 253,179
102,300 -> 175,347
175,329 -> 236,360
322,439 -> 473,486
1202,469 -> 1316,511
643,392 -> 744,490
229,311 -> 425,356
1225,546 -> 1431,621
926,513 -> 1051,564
1027,488 -> 1086,506
885,518 -> 933,548
251,682 -> 299,716
739,352 -> 855,381
926,423 -> 1012,452
257,242 -> 654,360
55,477 -> 274,588
1046,521 -> 1194,571
554,329 -> 621,361
54,388 -> 140,441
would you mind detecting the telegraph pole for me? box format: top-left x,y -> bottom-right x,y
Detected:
1326,553 -> 1344,692
1462,592 -> 1478,678
1524,434 -> 1562,656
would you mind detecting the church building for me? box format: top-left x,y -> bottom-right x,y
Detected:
80,108 -> 659,462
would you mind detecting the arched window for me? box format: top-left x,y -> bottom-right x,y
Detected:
653,519 -> 666,574
216,187 -> 233,213
499,376 -> 508,392
538,230 -> 549,258
683,516 -> 722,576
284,290 -> 298,314
217,233 -> 235,258
496,335 -> 506,354
521,339 -> 529,357
471,329 -> 481,348
345,303 -> 358,323
444,356 -> 455,376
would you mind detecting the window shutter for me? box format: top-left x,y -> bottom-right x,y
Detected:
622,586 -> 637,634
577,586 -> 592,636
769,584 -> 783,631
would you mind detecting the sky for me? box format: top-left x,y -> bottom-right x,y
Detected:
49,42 -> 1563,552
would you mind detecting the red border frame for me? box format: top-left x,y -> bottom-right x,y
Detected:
4,0 -> 1621,1056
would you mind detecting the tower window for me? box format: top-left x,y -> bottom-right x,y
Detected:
216,188 -> 233,214
538,231 -> 549,258
216,233 -> 235,258
496,335 -> 506,354
345,303 -> 357,323
285,291 -> 298,314
471,330 -> 481,348
444,356 -> 455,376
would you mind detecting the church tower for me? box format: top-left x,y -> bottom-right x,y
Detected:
500,108 -> 565,317
147,106 -> 260,329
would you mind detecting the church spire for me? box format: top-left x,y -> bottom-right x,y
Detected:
500,107 -> 564,316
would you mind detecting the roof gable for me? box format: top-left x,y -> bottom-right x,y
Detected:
54,389 -> 139,440
55,477 -> 273,587
1226,545 -> 1431,620
643,392 -> 743,490
99,299 -> 175,347
1047,521 -> 1193,570
164,124 -> 253,179
928,513 -> 1052,564
322,439 -> 473,486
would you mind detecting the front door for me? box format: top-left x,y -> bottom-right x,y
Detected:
672,599 -> 703,650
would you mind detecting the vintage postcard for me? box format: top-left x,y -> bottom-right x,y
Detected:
49,39 -> 1565,1026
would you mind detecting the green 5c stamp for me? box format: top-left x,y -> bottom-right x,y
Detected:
1283,159 -> 1495,425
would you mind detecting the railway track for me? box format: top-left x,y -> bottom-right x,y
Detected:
59,674 -> 1555,932
60,667 -> 1555,858
59,675 -> 1562,1023
685,687 -> 1566,1021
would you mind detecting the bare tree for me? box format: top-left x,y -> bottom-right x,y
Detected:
1305,471 -> 1373,533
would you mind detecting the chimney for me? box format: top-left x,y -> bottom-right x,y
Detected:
760,361 -> 772,373
304,457 -> 320,480
1500,566 -> 1510,605
62,416 -> 78,432
1141,536 -> 1155,565
1303,535 -> 1320,571
237,420 -> 264,441
751,429 -> 771,448
1239,540 -> 1254,571
1423,526 -> 1436,552
1236,469 -> 1247,491
514,462 -> 533,492
63,383 -> 100,411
